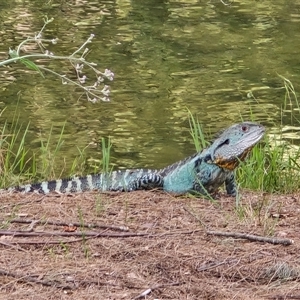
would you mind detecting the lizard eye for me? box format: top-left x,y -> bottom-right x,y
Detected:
242,125 -> 248,132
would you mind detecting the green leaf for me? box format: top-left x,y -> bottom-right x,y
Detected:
19,58 -> 44,78
8,49 -> 44,78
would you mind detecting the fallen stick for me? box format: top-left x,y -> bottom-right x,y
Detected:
0,230 -> 147,238
0,268 -> 142,291
183,206 -> 294,246
0,241 -> 28,252
0,235 -> 106,245
197,258 -> 240,271
0,268 -> 73,289
6,218 -> 129,231
206,230 -> 294,246
0,229 -> 202,239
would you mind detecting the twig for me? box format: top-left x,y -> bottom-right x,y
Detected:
0,229 -> 202,239
0,230 -> 147,238
8,218 -> 129,231
0,240 -> 28,252
0,268 -> 73,289
206,230 -> 294,246
133,288 -> 152,299
3,233 -> 110,245
0,268 -> 141,290
183,206 -> 208,229
197,258 -> 240,271
133,282 -> 181,300
78,279 -> 140,289
183,205 -> 294,246
24,220 -> 39,232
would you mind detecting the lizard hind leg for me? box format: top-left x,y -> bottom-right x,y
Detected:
128,173 -> 164,191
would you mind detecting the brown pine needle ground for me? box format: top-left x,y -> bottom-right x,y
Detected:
0,190 -> 299,299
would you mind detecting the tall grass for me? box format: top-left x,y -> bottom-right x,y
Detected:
188,111 -> 209,152
101,137 -> 112,174
0,113 -> 33,187
0,118 -> 79,188
0,113 -> 113,189
238,75 -> 300,194
38,124 -> 66,179
189,75 -> 300,194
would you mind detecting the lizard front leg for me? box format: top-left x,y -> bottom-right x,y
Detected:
225,172 -> 237,196
192,170 -> 211,196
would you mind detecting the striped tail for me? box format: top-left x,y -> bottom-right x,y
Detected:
8,169 -> 163,194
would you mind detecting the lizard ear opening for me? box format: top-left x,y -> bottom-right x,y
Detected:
213,138 -> 230,153
210,138 -> 231,164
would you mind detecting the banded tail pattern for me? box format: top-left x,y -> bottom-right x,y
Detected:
8,169 -> 163,194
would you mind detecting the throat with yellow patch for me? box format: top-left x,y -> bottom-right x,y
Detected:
214,147 -> 253,170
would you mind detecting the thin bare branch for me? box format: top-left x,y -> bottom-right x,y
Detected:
207,230 -> 294,246
0,229 -> 147,238
8,218 -> 129,231
0,268 -> 73,289
0,229 -> 203,239
0,240 -> 28,252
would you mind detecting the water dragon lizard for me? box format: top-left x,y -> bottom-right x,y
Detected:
6,122 -> 265,196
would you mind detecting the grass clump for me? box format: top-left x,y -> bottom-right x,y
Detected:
0,117 -> 34,188
188,110 -> 209,152
100,137 -> 112,174
189,74 -> 300,195
0,114 -> 113,189
238,140 -> 300,194
238,75 -> 300,194
0,117 -> 85,188
264,262 -> 300,282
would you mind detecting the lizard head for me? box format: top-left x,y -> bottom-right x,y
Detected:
209,122 -> 265,170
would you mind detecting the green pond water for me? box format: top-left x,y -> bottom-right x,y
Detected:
0,0 -> 300,173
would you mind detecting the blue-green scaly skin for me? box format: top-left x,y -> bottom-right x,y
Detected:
6,122 -> 265,196
159,152 -> 235,195
160,122 -> 265,195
